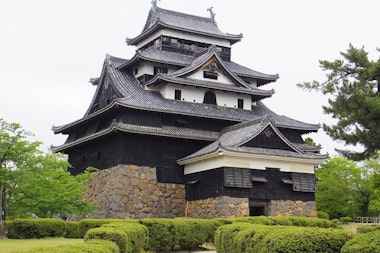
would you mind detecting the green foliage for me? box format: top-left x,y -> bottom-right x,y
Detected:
214,222 -> 253,253
6,218 -> 66,239
64,221 -> 81,238
317,210 -> 330,220
78,219 -> 128,238
16,239 -> 120,253
0,119 -> 95,239
139,218 -> 174,252
316,156 -> 380,218
341,230 -> 380,253
232,216 -> 331,228
84,227 -> 127,253
102,222 -> 149,253
356,225 -> 380,233
263,227 -> 354,253
298,45 -> 380,160
171,218 -> 221,250
340,216 -> 353,223
215,223 -> 353,253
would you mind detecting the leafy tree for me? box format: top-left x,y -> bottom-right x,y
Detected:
316,156 -> 380,219
0,119 -> 96,238
298,45 -> 380,160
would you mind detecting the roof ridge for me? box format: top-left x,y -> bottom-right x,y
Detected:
155,7 -> 213,23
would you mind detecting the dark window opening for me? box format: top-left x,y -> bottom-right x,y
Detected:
203,71 -> 218,80
154,66 -> 168,75
250,206 -> 265,216
203,91 -> 217,105
174,89 -> 182,100
238,98 -> 244,109
134,68 -> 138,75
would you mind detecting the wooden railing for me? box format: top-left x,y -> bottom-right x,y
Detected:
353,217 -> 380,223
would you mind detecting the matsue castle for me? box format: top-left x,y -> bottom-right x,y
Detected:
53,2 -> 328,218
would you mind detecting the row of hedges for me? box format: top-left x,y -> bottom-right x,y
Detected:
15,239 -> 119,253
215,222 -> 354,253
232,216 -> 331,228
5,216 -> 331,240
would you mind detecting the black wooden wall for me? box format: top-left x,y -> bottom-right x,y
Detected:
185,167 -> 315,202
66,131 -> 209,184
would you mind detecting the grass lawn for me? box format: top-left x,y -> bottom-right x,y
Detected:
0,238 -> 83,253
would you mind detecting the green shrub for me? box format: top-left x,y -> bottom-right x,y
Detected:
6,218 -> 66,239
233,224 -> 280,253
357,224 -> 380,233
214,222 -> 253,253
215,222 -> 353,253
64,221 -> 80,238
317,211 -> 330,220
78,219 -> 129,238
139,218 -> 174,252
341,230 -> 380,253
232,216 -> 331,228
102,222 -> 149,253
262,227 -> 354,253
234,216 -> 275,225
170,218 -> 221,250
85,227 -> 127,253
340,216 -> 353,223
17,239 -> 120,253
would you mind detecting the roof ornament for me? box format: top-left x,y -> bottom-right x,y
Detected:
105,53 -> 112,66
207,6 -> 217,25
151,0 -> 160,12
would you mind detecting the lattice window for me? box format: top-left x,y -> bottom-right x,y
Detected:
291,173 -> 317,192
224,168 -> 252,188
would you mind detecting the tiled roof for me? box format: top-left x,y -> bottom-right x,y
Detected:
179,115 -> 328,162
126,7 -> 242,45
53,55 -> 320,134
53,122 -> 219,152
117,46 -> 278,83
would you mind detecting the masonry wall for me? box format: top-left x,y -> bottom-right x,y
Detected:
84,165 -> 317,219
84,165 -> 186,218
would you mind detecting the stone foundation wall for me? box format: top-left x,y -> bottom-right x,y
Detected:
84,165 -> 186,218
186,196 -> 249,218
83,165 -> 316,219
268,200 -> 317,217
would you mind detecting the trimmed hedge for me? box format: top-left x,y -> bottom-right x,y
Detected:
139,218 -> 174,252
102,222 -> 149,253
341,230 -> 380,253
6,218 -> 66,239
172,218 -> 221,250
263,227 -> 353,253
16,239 -> 120,253
78,219 -> 138,238
85,227 -> 128,253
64,221 -> 81,238
139,218 -> 222,252
215,222 -> 354,253
233,216 -> 331,228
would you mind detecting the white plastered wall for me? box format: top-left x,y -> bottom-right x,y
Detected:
183,151 -> 318,175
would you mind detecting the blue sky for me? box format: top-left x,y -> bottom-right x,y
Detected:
1,0 -> 379,155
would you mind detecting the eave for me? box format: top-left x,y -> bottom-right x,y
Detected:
178,147 -> 328,166
126,21 -> 242,46
52,122 -> 219,152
